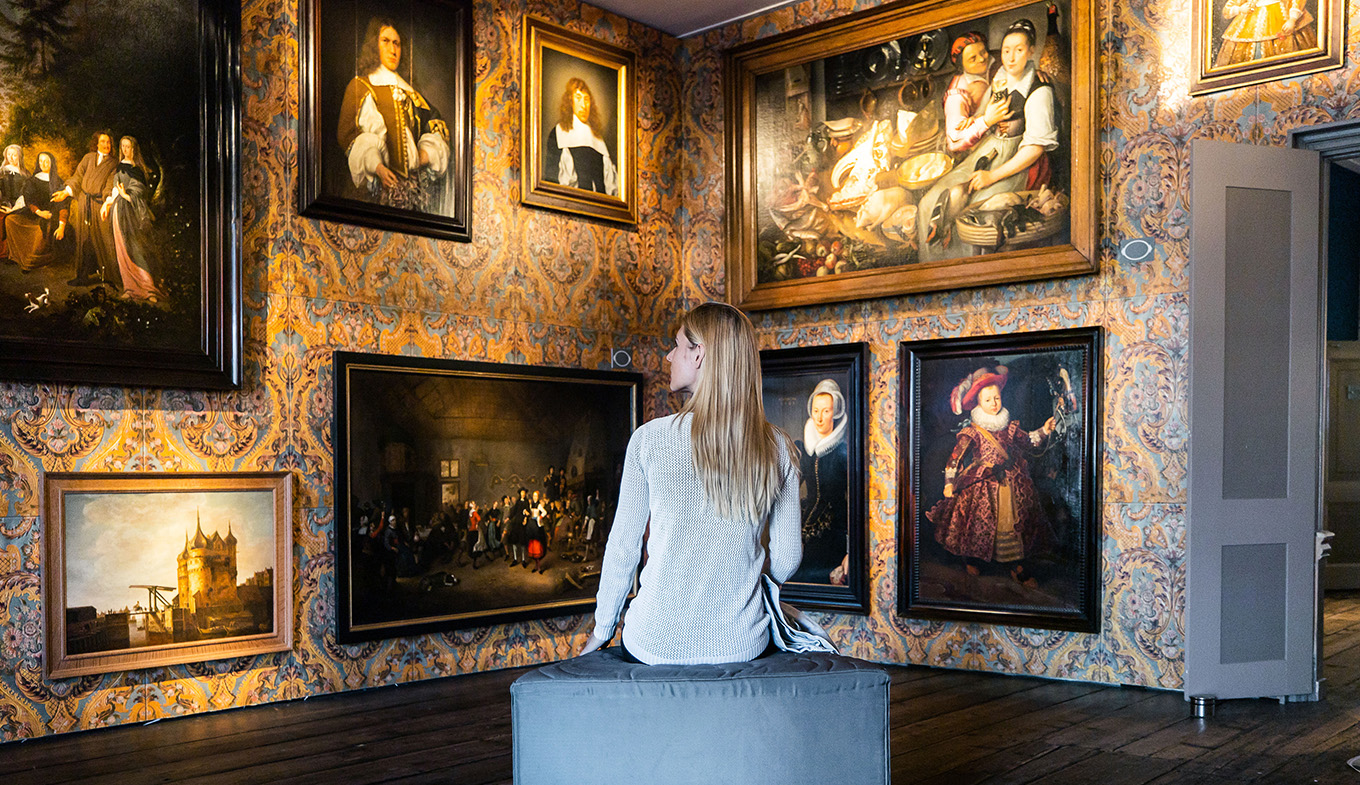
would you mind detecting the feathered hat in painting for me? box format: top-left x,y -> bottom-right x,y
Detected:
949,365 -> 1008,415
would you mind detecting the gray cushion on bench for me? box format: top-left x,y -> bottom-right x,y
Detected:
511,648 -> 890,784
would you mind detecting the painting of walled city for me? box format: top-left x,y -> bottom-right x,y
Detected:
334,352 -> 641,642
44,473 -> 293,678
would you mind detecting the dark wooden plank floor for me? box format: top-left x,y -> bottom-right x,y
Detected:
6,593 -> 1360,783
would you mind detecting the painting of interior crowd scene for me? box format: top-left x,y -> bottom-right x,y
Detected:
753,0 -> 1072,283
0,0 -> 204,350
335,354 -> 640,641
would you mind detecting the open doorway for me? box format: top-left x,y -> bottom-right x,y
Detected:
1293,121 -> 1360,697
1323,161 -> 1360,590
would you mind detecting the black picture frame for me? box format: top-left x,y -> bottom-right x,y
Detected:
899,327 -> 1100,632
0,0 -> 241,388
333,351 -> 642,642
299,0 -> 473,242
760,343 -> 869,614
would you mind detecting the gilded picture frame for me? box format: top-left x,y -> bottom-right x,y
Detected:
333,351 -> 642,642
521,16 -> 638,225
299,0 -> 474,241
1190,0 -> 1345,95
43,472 -> 294,679
725,0 -> 1097,310
759,343 -> 870,614
899,327 -> 1100,632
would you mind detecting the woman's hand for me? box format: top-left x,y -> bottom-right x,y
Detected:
969,169 -> 998,192
983,94 -> 1011,128
577,632 -> 609,656
35,209 -> 51,220
54,222 -> 65,240
943,482 -> 955,499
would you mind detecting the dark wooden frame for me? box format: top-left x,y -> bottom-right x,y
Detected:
0,0 -> 241,388
43,471 -> 294,679
333,351 -> 642,642
520,16 -> 638,225
299,0 -> 474,241
899,327 -> 1101,632
1190,0 -> 1344,95
759,343 -> 870,613
725,0 -> 1097,310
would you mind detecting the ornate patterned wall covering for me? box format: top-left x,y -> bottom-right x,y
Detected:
0,0 -> 1355,742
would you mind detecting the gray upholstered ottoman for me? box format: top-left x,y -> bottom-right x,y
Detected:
510,648 -> 890,784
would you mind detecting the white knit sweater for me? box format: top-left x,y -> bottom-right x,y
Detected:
591,413 -> 802,664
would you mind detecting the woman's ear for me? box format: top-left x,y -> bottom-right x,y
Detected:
693,342 -> 705,367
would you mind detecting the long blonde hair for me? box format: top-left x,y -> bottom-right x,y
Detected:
676,302 -> 791,523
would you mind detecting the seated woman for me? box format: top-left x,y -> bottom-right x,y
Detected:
917,18 -> 1059,261
580,302 -> 802,665
6,151 -> 69,271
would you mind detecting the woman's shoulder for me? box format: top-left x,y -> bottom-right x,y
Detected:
119,163 -> 148,185
635,413 -> 683,438
630,413 -> 691,453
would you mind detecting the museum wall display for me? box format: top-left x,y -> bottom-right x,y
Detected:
2,0 -> 1358,742
0,0 -> 684,741
679,0 -> 1360,690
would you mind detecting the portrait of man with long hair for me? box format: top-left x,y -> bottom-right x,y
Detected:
538,48 -> 620,197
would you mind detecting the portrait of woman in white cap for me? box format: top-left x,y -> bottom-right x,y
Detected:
794,378 -> 849,584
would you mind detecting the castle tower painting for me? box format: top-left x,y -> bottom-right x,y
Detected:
177,514 -> 245,618
58,487 -> 278,655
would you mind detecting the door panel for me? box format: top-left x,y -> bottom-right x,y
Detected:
1186,139 -> 1321,701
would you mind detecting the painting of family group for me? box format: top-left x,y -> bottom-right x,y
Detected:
753,0 -> 1072,283
905,329 -> 1098,631
0,0 -> 202,347
338,358 -> 639,639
